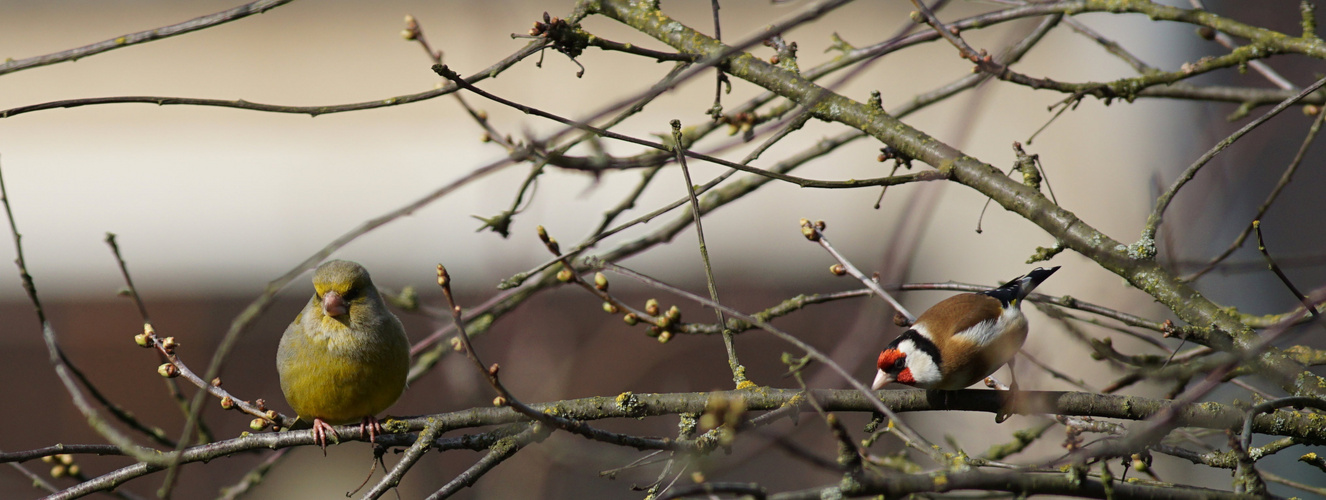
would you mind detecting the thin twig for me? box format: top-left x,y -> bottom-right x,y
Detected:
0,0 -> 295,77
1263,469 -> 1326,496
105,233 -> 212,445
658,482 -> 766,500
706,0 -> 729,120
1037,305 -> 1171,352
670,120 -> 745,386
1062,17 -> 1157,74
424,424 -> 546,500
1254,220 -> 1322,324
215,448 -> 289,500
436,265 -> 694,453
535,0 -> 855,150
362,420 -> 445,499
1187,0 -> 1297,91
1,160 -> 171,467
1143,74 -> 1326,242
1018,350 -> 1093,391
498,108 -> 825,291
1186,107 -> 1326,281
1239,397 -> 1325,456
494,61 -> 693,239
0,40 -> 550,120
432,64 -> 944,191
802,221 -> 914,322
5,459 -> 57,495
675,289 -> 875,335
595,261 -> 944,464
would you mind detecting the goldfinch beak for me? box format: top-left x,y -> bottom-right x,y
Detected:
322,290 -> 348,317
872,369 -> 894,390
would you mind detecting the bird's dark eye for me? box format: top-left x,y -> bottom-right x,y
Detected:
342,289 -> 357,300
892,356 -> 906,371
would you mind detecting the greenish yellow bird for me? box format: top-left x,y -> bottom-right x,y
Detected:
277,260 -> 410,450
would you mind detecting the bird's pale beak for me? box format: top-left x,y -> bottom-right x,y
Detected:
322,290 -> 348,317
872,369 -> 894,390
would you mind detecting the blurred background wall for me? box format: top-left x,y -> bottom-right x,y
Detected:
1,1 -> 1322,498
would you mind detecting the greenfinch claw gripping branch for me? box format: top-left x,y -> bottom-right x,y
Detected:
277,260 -> 410,452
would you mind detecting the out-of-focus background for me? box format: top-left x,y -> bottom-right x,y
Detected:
2,1 -> 1323,498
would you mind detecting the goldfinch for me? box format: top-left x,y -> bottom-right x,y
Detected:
277,260 -> 410,450
872,267 -> 1059,393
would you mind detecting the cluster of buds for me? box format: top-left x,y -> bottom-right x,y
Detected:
541,228 -> 686,343
968,48 -> 993,65
537,225 -> 561,255
139,324 -> 181,376
1130,452 -> 1153,473
42,454 -> 78,478
764,40 -> 797,66
594,273 -> 623,314
620,298 -> 683,343
893,312 -> 912,328
248,399 -> 279,431
877,145 -> 914,169
718,111 -> 757,137
157,363 -> 179,378
556,264 -> 575,283
218,391 -> 240,411
799,218 -> 826,241
220,391 -> 280,431
133,323 -> 156,348
1160,319 -> 1178,338
527,12 -> 586,60
699,394 -> 747,446
400,14 -> 420,41
761,35 -> 797,65
132,315 -> 289,434
160,336 -> 178,354
1062,425 -> 1084,451
437,264 -> 451,289
527,11 -> 565,37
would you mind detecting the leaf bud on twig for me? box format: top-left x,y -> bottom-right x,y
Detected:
157,363 -> 179,378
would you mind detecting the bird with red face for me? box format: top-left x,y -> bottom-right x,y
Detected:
872,267 -> 1059,402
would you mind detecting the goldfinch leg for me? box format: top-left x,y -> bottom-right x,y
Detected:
360,416 -> 383,444
311,418 -> 338,454
995,359 -> 1020,423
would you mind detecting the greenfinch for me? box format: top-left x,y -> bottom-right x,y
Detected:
277,260 -> 410,450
